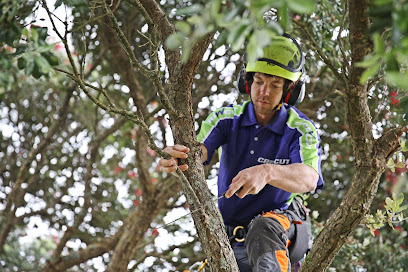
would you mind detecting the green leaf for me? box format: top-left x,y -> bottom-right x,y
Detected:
385,71 -> 408,88
359,62 -> 381,84
223,6 -> 242,23
385,197 -> 393,209
356,54 -> 382,68
246,29 -> 273,63
399,205 -> 408,212
22,28 -> 28,37
181,40 -> 192,63
229,23 -> 252,52
214,29 -> 229,48
373,32 -> 385,53
34,54 -> 52,74
42,52 -> 60,66
277,3 -> 289,30
385,53 -> 399,71
227,22 -> 250,45
175,21 -> 192,36
393,192 -> 404,206
175,4 -> 203,16
287,0 -> 315,14
266,20 -> 283,35
37,43 -> 57,53
402,139 -> 408,152
165,33 -> 185,50
31,28 -> 39,44
17,57 -> 26,70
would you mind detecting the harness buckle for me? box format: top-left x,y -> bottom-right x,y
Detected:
233,226 -> 246,242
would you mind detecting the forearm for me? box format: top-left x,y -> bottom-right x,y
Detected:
200,144 -> 208,163
264,163 -> 318,193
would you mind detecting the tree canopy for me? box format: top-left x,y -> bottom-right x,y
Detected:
0,0 -> 407,271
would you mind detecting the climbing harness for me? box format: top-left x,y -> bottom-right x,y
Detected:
225,196 -> 313,263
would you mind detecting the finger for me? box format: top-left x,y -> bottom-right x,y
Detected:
225,178 -> 244,199
159,165 -> 178,173
234,187 -> 246,199
164,146 -> 189,159
159,158 -> 178,167
173,145 -> 190,152
178,164 -> 189,171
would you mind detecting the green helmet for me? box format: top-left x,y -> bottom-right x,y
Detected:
245,34 -> 304,82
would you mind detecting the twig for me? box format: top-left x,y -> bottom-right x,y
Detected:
294,19 -> 348,87
101,1 -> 180,118
126,0 -> 154,26
337,0 -> 350,78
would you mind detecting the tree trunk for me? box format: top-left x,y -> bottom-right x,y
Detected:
300,1 -> 404,271
167,35 -> 239,272
138,0 -> 239,270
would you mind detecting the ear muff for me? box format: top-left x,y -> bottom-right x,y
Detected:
283,77 -> 305,106
238,69 -> 250,95
239,69 -> 305,106
238,33 -> 307,106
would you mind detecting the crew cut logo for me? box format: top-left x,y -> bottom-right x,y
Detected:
257,157 -> 291,165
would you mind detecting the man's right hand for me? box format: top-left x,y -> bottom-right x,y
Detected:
158,145 -> 190,173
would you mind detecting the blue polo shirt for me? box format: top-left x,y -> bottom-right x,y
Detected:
197,101 -> 324,225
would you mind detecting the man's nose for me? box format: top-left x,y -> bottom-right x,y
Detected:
260,84 -> 270,96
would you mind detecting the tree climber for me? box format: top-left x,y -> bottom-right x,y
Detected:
159,33 -> 324,272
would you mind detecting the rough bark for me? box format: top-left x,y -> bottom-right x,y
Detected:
139,0 -> 239,270
300,1 -> 404,271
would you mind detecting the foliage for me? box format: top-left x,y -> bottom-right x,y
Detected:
331,225 -> 408,272
0,1 -> 60,96
357,0 -> 408,120
364,193 -> 408,236
1,229 -> 56,272
1,0 -> 408,271
165,0 -> 315,62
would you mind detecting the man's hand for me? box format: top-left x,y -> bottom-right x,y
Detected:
224,165 -> 268,198
224,163 -> 319,198
158,145 -> 190,173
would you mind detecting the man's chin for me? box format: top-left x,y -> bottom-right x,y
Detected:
254,106 -> 274,115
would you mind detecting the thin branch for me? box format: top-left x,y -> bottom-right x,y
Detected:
337,0 -> 350,78
294,19 -> 348,87
126,0 -> 154,26
101,1 -> 179,118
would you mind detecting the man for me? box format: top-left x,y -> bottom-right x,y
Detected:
159,34 -> 324,271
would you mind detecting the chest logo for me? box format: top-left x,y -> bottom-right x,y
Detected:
257,157 -> 291,165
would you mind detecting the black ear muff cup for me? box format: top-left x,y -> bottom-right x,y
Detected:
238,69 -> 250,95
283,79 -> 305,106
237,33 -> 307,107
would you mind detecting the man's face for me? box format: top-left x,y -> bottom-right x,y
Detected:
250,72 -> 285,118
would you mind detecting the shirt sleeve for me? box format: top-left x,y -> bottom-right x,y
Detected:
288,113 -> 324,189
197,107 -> 234,165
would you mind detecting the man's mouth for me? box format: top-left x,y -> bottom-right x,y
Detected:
258,100 -> 269,105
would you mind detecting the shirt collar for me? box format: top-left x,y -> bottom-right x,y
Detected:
241,101 -> 288,135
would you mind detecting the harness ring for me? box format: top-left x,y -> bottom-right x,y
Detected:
233,226 -> 245,242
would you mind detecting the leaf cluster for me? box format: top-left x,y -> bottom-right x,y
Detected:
0,1 -> 60,96
364,193 -> 408,236
165,0 -> 315,63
